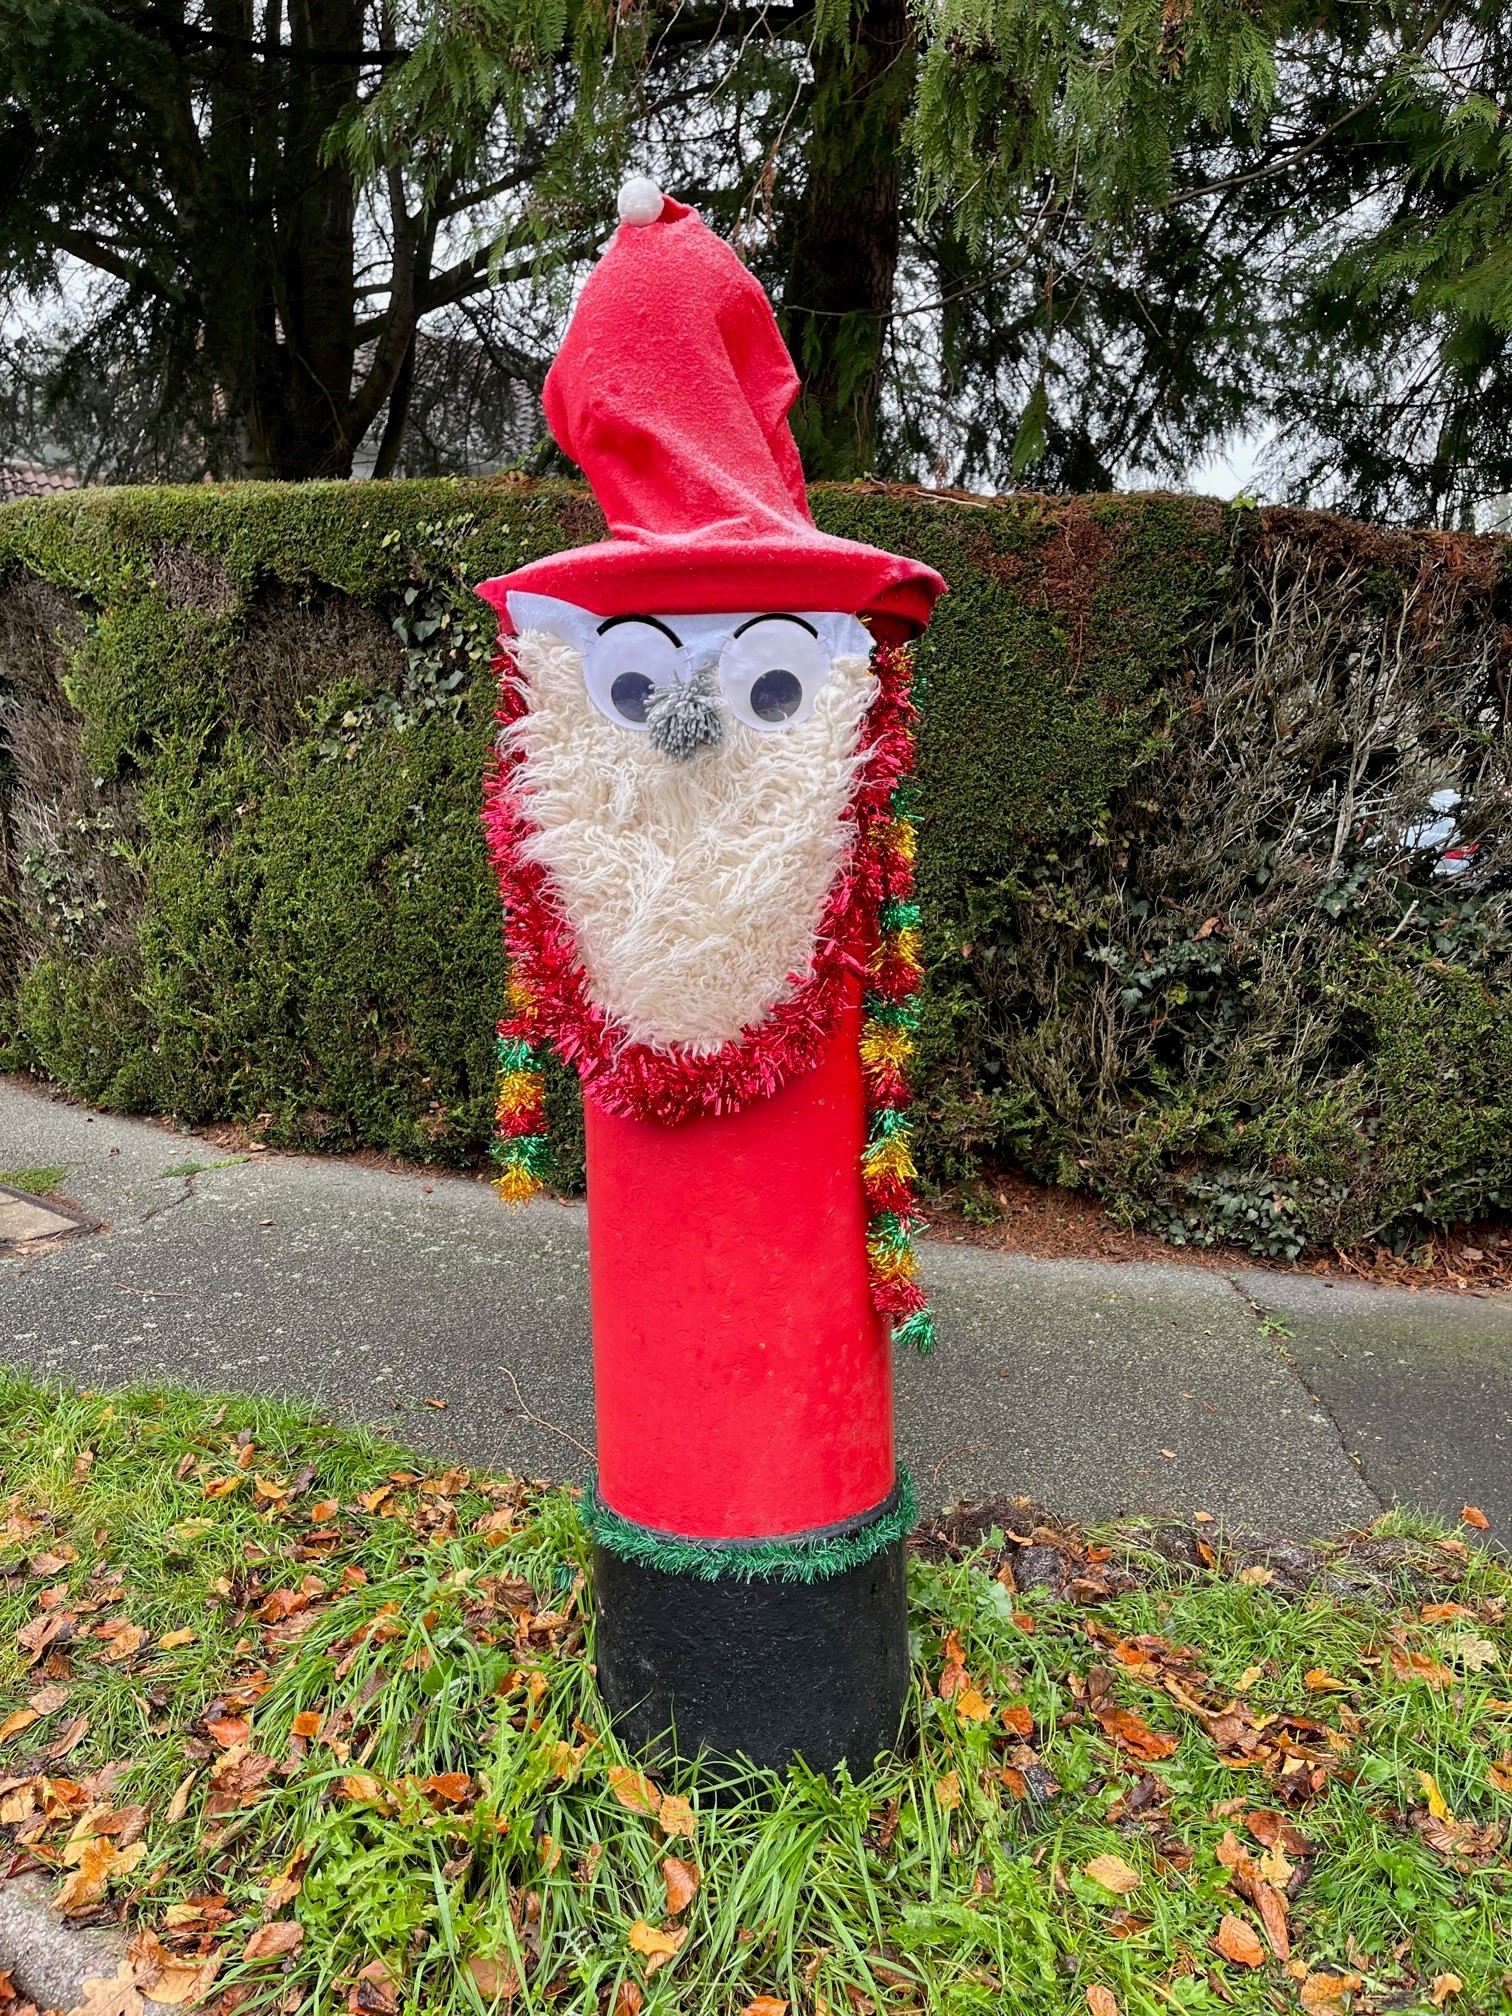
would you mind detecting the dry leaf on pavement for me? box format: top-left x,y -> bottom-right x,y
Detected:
64,1962 -> 145,2016
1213,1913 -> 1265,1967
1460,1506 -> 1489,1530
124,1929 -> 219,2008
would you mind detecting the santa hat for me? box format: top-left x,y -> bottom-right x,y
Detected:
478,180 -> 945,638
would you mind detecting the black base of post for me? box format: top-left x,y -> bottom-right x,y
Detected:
593,1536 -> 909,1774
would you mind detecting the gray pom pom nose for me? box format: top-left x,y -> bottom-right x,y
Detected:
645,668 -> 723,760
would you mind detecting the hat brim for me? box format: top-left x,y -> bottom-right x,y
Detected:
478,531 -> 945,639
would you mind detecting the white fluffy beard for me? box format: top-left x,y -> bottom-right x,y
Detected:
506,629 -> 878,1054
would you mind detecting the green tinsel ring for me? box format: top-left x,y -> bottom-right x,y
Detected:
893,1306 -> 938,1357
582,1471 -> 918,1585
491,1133 -> 552,1176
866,1106 -> 913,1145
863,995 -> 921,1030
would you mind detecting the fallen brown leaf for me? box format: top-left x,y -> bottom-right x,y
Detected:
627,1919 -> 685,1975
64,1961 -> 145,2016
49,1712 -> 90,1759
658,1793 -> 696,1839
1461,1506 -> 1490,1530
1389,1645 -> 1454,1688
1255,1882 -> 1289,1960
164,1770 -> 198,1824
1299,1975 -> 1363,2012
56,1837 -> 147,1913
243,1922 -> 304,1961
421,1772 -> 472,1805
347,1958 -> 399,2016
0,1709 -> 39,1744
741,2001 -> 788,2016
1095,1705 -> 1178,1760
1244,1810 -> 1315,1857
1213,1913 -> 1265,1968
1430,1976 -> 1463,2007
933,1770 -> 961,1811
125,1929 -> 218,2008
662,1855 -> 699,1915
1085,1990 -> 1119,2016
608,1767 -> 661,1818
465,1957 -> 519,2003
954,1687 -> 991,1722
1083,1854 -> 1140,1896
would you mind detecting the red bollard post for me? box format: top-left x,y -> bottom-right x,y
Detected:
478,178 -> 944,1772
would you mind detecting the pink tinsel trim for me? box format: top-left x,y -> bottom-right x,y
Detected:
483,641 -> 919,1126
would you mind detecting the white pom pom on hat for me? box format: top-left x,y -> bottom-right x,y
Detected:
617,176 -> 665,227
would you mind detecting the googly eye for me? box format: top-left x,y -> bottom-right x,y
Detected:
585,618 -> 684,729
720,616 -> 830,731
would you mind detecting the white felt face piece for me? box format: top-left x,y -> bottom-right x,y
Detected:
502,600 -> 878,1055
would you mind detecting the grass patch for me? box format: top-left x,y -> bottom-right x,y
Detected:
0,1165 -> 66,1195
2,1378 -> 1511,2015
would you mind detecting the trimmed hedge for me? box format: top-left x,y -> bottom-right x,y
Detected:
1,480 -> 1509,1256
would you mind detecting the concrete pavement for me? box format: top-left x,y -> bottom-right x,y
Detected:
3,1075 -> 1507,1534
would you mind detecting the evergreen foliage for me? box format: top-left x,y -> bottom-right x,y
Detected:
1,2 -> 1509,512
1,478 -> 1509,1259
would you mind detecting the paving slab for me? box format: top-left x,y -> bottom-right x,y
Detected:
1234,1269 -> 1512,1533
4,1076 -> 1504,1534
0,1189 -> 85,1244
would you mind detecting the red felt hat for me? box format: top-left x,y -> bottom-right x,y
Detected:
478,184 -> 945,637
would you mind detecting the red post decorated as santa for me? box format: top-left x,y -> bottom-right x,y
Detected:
479,179 -> 944,1771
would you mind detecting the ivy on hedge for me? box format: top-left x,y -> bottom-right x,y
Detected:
1,480 -> 1508,1258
